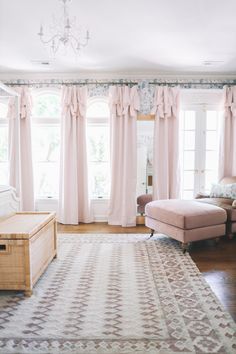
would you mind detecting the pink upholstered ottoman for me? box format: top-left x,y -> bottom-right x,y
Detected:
145,200 -> 227,251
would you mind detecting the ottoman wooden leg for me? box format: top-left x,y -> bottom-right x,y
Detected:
215,237 -> 220,244
149,229 -> 155,238
181,242 -> 189,254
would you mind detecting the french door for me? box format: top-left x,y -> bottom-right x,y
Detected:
180,105 -> 221,199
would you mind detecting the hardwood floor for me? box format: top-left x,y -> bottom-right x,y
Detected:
58,222 -> 236,322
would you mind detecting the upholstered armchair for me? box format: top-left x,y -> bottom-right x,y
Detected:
195,176 -> 236,238
137,194 -> 152,215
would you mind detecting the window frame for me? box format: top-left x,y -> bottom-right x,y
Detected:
31,88 -> 61,200
180,102 -> 221,198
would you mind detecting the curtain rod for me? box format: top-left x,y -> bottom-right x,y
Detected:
4,81 -> 236,87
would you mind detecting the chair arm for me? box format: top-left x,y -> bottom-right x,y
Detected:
195,192 -> 210,199
232,200 -> 236,208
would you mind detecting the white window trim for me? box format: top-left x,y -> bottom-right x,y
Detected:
180,101 -> 221,198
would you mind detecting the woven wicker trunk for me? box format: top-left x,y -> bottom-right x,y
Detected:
0,212 -> 57,296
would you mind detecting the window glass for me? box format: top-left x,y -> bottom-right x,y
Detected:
0,98 -> 9,185
32,126 -> 60,162
184,111 -> 195,130
87,98 -> 110,198
0,99 -> 8,118
32,91 -> 60,198
184,131 -> 195,150
0,126 -> 8,162
180,107 -> 220,198
87,100 -> 110,118
32,93 -> 60,118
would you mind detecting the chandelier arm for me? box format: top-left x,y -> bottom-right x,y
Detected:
70,34 -> 89,48
39,33 -> 62,45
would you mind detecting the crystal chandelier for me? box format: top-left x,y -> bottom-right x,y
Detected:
38,0 -> 90,56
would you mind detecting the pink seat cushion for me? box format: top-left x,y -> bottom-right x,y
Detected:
145,199 -> 227,230
196,198 -> 236,221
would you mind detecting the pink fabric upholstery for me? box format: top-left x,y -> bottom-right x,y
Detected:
145,216 -> 226,243
108,85 -> 140,227
151,86 -> 180,200
196,198 -> 236,221
137,194 -> 152,215
58,86 -> 92,225
195,176 -> 236,235
219,86 -> 236,179
145,200 -> 226,229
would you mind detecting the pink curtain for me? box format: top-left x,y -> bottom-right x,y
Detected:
7,96 -> 20,195
7,87 -> 34,211
58,86 -> 92,224
151,86 -> 180,200
218,86 -> 236,179
108,85 -> 140,227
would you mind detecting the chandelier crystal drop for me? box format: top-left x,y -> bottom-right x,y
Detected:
38,0 -> 90,56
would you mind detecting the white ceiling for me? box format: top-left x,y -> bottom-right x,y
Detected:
1,0 -> 236,74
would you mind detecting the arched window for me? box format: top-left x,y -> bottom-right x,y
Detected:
87,97 -> 110,198
31,89 -> 60,198
0,97 -> 9,185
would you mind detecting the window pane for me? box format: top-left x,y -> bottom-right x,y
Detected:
205,170 -> 218,191
183,171 -> 195,190
87,126 -> 109,162
183,190 -> 194,199
0,126 -> 8,161
184,111 -> 195,130
32,94 -> 60,117
34,162 -> 59,197
184,151 -> 195,170
206,111 -> 217,130
184,131 -> 195,150
0,162 -> 8,185
32,126 -> 60,162
206,131 -> 217,150
179,111 -> 184,130
87,95 -> 110,198
205,151 -> 218,170
88,162 -> 110,198
87,100 -> 109,117
0,100 -> 8,119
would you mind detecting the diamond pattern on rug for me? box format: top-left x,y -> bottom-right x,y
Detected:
0,234 -> 235,354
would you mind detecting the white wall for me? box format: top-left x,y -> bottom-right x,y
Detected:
36,198 -> 109,222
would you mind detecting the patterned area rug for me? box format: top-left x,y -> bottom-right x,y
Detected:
0,234 -> 235,354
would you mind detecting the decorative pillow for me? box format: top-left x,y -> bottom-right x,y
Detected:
210,183 -> 236,199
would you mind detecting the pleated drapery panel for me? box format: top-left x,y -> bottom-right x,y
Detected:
58,86 -> 92,225
108,85 -> 140,227
7,87 -> 35,211
7,96 -> 20,196
151,86 -> 180,200
218,86 -> 236,179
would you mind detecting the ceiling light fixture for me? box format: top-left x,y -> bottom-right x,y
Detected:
38,0 -> 90,56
